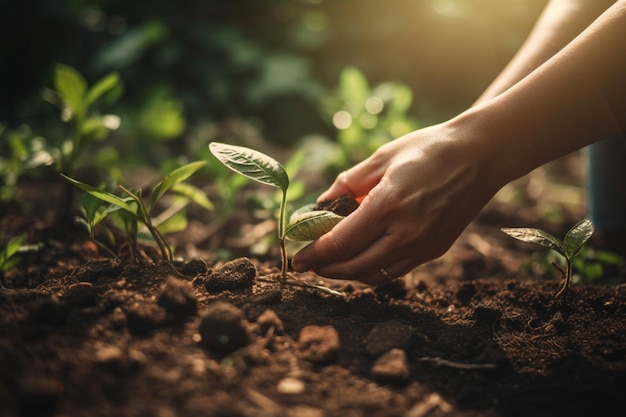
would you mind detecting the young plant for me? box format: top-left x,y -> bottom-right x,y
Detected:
501,219 -> 595,298
44,64 -> 123,218
0,234 -> 27,282
63,161 -> 211,262
209,142 -> 348,278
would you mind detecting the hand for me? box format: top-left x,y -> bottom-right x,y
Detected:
291,123 -> 499,286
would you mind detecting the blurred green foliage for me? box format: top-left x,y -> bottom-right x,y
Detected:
1,0 -> 546,155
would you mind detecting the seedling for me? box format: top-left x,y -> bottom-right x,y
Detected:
63,161 -> 212,262
0,234 -> 27,279
42,64 -> 123,219
209,142 -> 348,278
501,219 -> 595,298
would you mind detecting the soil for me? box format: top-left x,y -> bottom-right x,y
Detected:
2,172 -> 626,417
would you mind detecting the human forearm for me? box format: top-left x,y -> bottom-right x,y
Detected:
455,1 -> 626,185
474,0 -> 617,106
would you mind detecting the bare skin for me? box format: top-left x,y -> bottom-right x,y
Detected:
292,0 -> 626,285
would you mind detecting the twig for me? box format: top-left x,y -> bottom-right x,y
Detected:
256,274 -> 345,296
417,356 -> 497,370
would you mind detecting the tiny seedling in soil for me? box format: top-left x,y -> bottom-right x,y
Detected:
501,219 -> 594,298
45,64 -> 123,218
63,161 -> 211,262
209,142 -> 354,290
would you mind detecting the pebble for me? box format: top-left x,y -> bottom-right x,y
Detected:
371,348 -> 410,383
198,301 -> 250,357
276,377 -> 306,395
298,325 -> 340,364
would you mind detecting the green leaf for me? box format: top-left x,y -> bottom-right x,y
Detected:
62,174 -> 136,214
564,219 -> 594,258
170,182 -> 214,211
86,72 -> 121,107
340,67 -> 370,111
285,206 -> 345,241
156,209 -> 188,235
209,142 -> 289,192
151,161 -> 207,207
54,64 -> 87,117
0,234 -> 26,269
501,227 -> 566,258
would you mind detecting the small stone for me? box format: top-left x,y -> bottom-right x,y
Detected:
157,276 -> 197,320
371,349 -> 410,383
198,301 -> 250,357
204,257 -> 256,292
277,377 -> 306,395
298,325 -> 340,364
179,258 -> 208,276
256,309 -> 284,335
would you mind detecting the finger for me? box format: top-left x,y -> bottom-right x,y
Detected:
292,186 -> 391,272
318,155 -> 387,202
308,230 -> 416,285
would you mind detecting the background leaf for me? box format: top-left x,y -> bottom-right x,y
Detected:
209,142 -> 289,192
54,64 -> 87,117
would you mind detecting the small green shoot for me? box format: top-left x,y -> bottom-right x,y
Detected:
63,161 -> 211,262
501,219 -> 595,298
209,142 -> 349,278
0,234 -> 27,276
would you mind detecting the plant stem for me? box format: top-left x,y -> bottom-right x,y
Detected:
278,190 -> 288,278
555,257 -> 573,299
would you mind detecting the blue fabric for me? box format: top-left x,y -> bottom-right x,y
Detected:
584,134 -> 626,231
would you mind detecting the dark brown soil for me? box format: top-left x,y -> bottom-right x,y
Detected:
2,176 -> 626,417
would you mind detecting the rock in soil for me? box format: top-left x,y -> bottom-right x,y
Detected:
297,325 -> 340,364
203,257 -> 256,292
198,301 -> 250,357
371,348 -> 411,383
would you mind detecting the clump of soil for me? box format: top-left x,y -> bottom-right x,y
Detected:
2,180 -> 626,417
314,194 -> 360,216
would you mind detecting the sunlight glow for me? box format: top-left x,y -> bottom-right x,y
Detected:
431,0 -> 464,17
365,96 -> 384,115
332,110 -> 352,129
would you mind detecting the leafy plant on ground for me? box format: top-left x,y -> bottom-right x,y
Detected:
502,219 -> 595,298
44,64 -> 123,216
209,142 -> 348,279
63,161 -> 212,262
0,234 -> 27,281
0,124 -> 54,203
